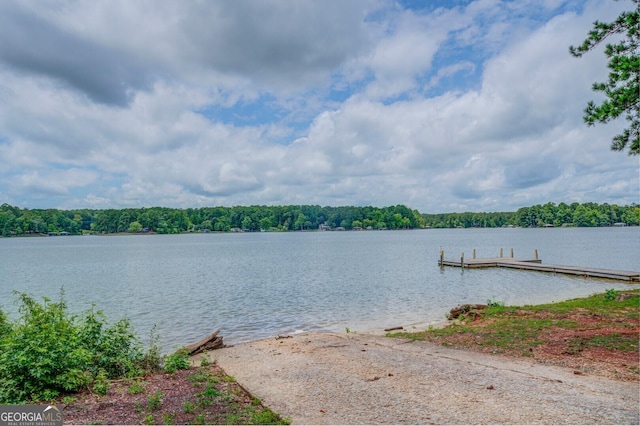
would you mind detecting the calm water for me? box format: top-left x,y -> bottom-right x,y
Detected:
1,228 -> 638,351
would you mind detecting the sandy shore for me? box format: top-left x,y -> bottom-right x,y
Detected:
201,332 -> 639,425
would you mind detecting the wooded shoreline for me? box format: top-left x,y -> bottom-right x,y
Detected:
1,201 -> 638,237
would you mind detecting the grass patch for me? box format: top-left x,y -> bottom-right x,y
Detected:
568,334 -> 638,353
389,290 -> 640,358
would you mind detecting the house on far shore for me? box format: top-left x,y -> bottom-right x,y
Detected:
613,222 -> 627,227
319,223 -> 331,231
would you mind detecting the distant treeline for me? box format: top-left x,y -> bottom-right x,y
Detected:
0,203 -> 422,235
422,202 -> 639,228
0,202 -> 638,236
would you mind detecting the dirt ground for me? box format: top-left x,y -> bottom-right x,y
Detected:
422,309 -> 640,382
61,363 -> 285,425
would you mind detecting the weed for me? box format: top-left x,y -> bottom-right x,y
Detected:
604,288 -> 619,301
183,401 -> 195,414
226,413 -> 243,424
345,327 -> 351,333
202,386 -> 222,398
139,325 -> 162,374
223,375 -> 236,383
92,369 -> 110,395
250,407 -> 291,425
128,381 -> 145,395
194,414 -> 206,424
200,355 -> 211,367
143,414 -> 154,425
61,395 -> 77,405
147,391 -> 162,410
162,413 -> 175,425
188,371 -> 217,389
196,383 -> 223,408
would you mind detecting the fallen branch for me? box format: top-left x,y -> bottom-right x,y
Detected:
184,329 -> 225,355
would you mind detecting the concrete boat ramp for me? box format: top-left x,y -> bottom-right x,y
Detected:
208,332 -> 640,424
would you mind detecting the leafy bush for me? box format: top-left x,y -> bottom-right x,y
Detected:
0,290 -> 160,403
164,349 -> 190,373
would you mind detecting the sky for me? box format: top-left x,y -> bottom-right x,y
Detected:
0,0 -> 638,213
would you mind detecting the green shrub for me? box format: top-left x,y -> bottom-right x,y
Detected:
164,349 -> 190,373
0,290 -> 160,403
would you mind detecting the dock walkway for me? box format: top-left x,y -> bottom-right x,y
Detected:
439,254 -> 640,282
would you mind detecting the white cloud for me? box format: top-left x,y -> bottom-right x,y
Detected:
0,0 -> 637,212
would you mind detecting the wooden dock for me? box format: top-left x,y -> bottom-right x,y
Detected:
438,250 -> 640,282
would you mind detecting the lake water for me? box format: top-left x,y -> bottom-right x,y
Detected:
1,227 -> 638,351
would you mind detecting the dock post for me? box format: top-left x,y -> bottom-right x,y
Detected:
534,249 -> 538,261
439,249 -> 444,267
461,252 -> 464,269
473,249 -> 476,259
510,248 -> 514,258
500,248 -> 503,258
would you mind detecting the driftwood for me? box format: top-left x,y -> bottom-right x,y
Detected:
448,304 -> 488,320
184,329 -> 225,355
275,334 -> 293,340
384,326 -> 404,332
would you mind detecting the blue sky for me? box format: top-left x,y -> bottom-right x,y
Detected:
0,0 -> 637,213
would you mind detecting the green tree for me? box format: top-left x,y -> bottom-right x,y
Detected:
129,221 -> 143,233
259,217 -> 272,230
294,213 -> 307,230
570,0 -> 639,155
241,216 -> 253,231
